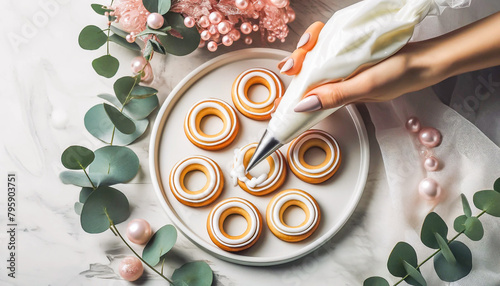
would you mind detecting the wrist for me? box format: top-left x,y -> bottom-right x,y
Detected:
407,40 -> 453,87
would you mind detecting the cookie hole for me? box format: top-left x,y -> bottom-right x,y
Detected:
200,115 -> 223,136
283,205 -> 306,227
184,170 -> 207,192
223,214 -> 248,237
304,147 -> 326,166
248,84 -> 269,104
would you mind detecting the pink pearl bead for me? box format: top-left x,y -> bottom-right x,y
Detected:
270,0 -> 288,8
418,178 -> 441,200
147,13 -> 164,29
126,34 -> 135,43
200,30 -> 211,41
267,35 -> 276,42
222,35 -> 233,46
235,0 -> 249,10
240,22 -> 252,34
244,36 -> 252,45
119,256 -> 144,281
218,21 -> 231,34
208,25 -> 218,35
229,29 -> 241,41
183,16 -> 195,28
141,63 -> 154,84
126,219 -> 152,245
199,16 -> 210,28
207,41 -> 218,52
209,12 -> 223,24
287,9 -> 296,22
424,156 -> 439,172
418,127 -> 442,148
253,25 -> 259,32
405,116 -> 421,133
131,56 -> 147,74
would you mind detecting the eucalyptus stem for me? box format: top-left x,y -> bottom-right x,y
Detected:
82,167 -> 97,190
109,223 -> 174,285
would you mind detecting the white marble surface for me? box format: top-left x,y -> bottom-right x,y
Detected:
1,0 -> 500,285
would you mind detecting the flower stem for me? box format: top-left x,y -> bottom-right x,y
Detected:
82,167 -> 96,190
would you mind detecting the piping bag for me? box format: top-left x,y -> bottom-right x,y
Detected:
246,0 -> 471,171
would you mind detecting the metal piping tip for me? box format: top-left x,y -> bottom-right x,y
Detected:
246,130 -> 283,172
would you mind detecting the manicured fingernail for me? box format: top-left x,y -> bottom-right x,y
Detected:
296,33 -> 310,49
278,56 -> 289,69
280,58 -> 294,73
294,95 -> 322,112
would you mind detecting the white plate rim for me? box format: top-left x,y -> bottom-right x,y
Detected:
149,48 -> 370,266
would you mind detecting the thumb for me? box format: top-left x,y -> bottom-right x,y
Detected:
294,80 -> 362,112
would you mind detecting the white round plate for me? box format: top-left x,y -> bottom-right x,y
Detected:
149,48 -> 369,266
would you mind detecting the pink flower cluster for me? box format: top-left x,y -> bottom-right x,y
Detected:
111,0 -> 150,37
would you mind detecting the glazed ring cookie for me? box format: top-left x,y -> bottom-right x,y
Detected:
231,68 -> 284,120
184,98 -> 239,150
169,155 -> 223,207
230,142 -> 286,196
287,129 -> 341,184
266,189 -> 321,242
207,197 -> 263,252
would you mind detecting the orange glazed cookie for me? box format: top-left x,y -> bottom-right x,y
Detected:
266,189 -> 321,242
169,155 -> 223,207
207,197 -> 263,252
184,98 -> 239,150
287,129 -> 341,184
231,68 -> 284,120
230,142 -> 286,196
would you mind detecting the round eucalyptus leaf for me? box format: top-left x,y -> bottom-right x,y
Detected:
434,232 -> 456,264
79,187 -> 94,203
387,242 -> 418,277
131,85 -> 158,99
142,225 -> 177,266
363,277 -> 390,286
114,76 -> 137,105
494,177 -> 500,193
453,215 -> 467,233
84,104 -> 149,145
92,55 -> 119,78
99,93 -> 159,120
79,25 -> 107,50
109,34 -> 141,51
473,190 -> 500,217
74,202 -> 84,215
157,12 -> 200,56
463,217 -> 484,241
103,103 -> 136,135
460,194 -> 472,217
90,4 -> 111,15
142,0 -> 171,14
433,241 -> 472,282
172,261 -> 213,286
403,260 -> 426,286
61,145 -> 95,170
80,186 -> 130,233
89,146 -> 139,185
420,212 -> 448,249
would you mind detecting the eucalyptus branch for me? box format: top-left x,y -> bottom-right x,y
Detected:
81,167 -> 97,190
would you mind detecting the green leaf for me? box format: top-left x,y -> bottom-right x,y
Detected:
114,76 -> 137,105
79,25 -> 108,50
172,261 -> 213,286
157,12 -> 200,56
80,186 -> 130,233
460,194 -> 472,217
434,232 -> 456,264
92,55 -> 119,78
79,187 -> 94,203
59,171 -> 104,188
61,146 -> 95,170
363,277 -> 390,286
473,190 -> 500,217
74,202 -> 84,215
433,241 -> 472,282
103,103 -> 136,134
403,261 -> 426,286
84,104 -> 149,145
453,215 -> 467,233
387,242 -> 418,277
91,4 -> 112,15
110,25 -> 129,38
99,93 -> 159,120
149,38 -> 166,54
463,217 -> 484,241
137,27 -> 171,37
142,225 -> 177,266
494,177 -> 500,193
88,146 -> 140,185
142,0 -> 171,14
420,212 -> 448,249
131,86 -> 158,99
109,34 -> 141,51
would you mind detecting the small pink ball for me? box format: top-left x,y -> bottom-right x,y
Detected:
199,16 -> 210,28
218,21 -> 231,34
287,8 -> 296,22
126,34 -> 135,43
222,35 -> 233,46
418,127 -> 442,148
252,24 -> 259,32
418,178 -> 441,200
240,22 -> 252,35
141,63 -> 154,84
229,29 -> 241,41
200,30 -> 211,41
270,0 -> 289,8
244,36 -> 252,45
267,35 -> 276,43
183,16 -> 195,28
131,56 -> 147,74
209,25 -> 218,35
207,41 -> 218,52
209,11 -> 223,24
147,13 -> 164,29
235,0 -> 249,10
424,156 -> 440,172
405,116 -> 421,133
126,219 -> 153,245
119,256 -> 143,281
